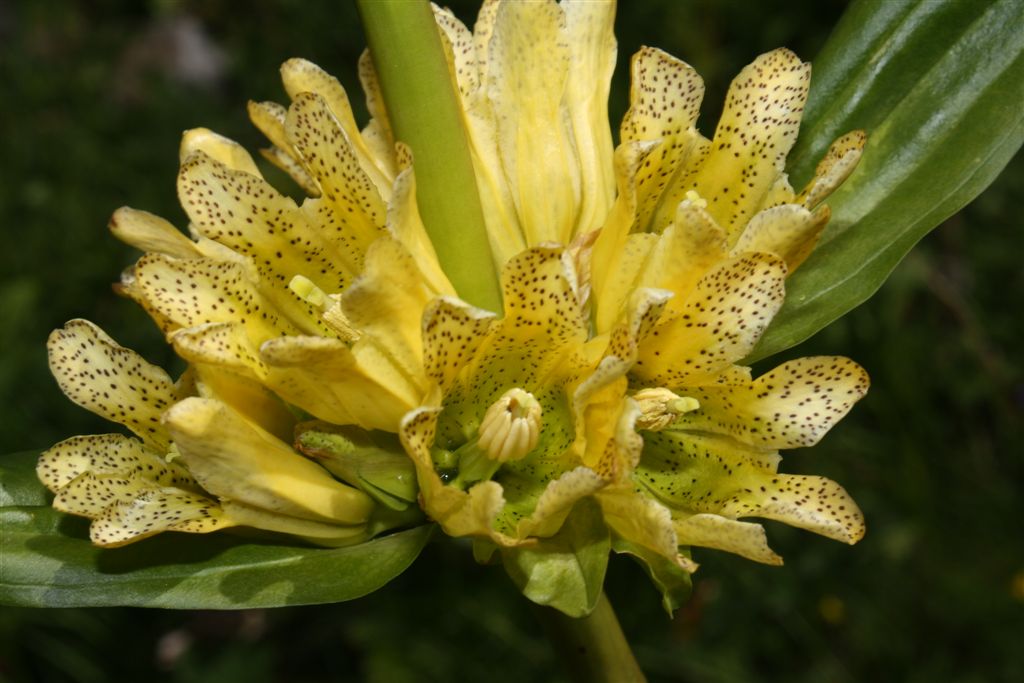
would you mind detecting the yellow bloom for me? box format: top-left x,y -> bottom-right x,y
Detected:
42,0 -> 869,604
397,1 -> 868,576
41,320 -> 385,546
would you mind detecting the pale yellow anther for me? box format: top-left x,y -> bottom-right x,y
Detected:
684,190 -> 708,209
288,275 -> 360,341
634,388 -> 700,431
477,388 -> 542,463
289,275 -> 329,309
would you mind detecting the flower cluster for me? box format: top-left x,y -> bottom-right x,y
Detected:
41,0 -> 868,610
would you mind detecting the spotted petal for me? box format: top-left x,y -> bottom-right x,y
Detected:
47,320 -> 181,451
89,488 -> 229,547
280,57 -> 394,197
673,513 -> 782,565
620,46 -> 706,233
109,207 -> 200,259
640,431 -> 865,545
634,253 -> 787,387
674,356 -> 870,449
689,49 -> 811,240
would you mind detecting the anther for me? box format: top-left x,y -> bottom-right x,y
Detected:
634,388 -> 699,431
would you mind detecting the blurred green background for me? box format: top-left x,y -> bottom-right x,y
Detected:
1,0 -> 1021,681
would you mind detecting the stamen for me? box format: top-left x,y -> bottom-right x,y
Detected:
288,275 -> 360,341
289,274 -> 329,308
478,388 -> 542,462
634,387 -> 699,431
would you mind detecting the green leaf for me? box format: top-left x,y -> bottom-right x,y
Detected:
500,499 -> 610,618
611,536 -> 692,616
750,0 -> 1024,361
0,451 -> 433,609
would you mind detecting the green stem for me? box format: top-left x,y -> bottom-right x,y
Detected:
535,591 -> 647,683
356,0 -> 503,312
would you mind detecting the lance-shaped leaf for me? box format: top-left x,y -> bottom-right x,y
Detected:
750,0 -> 1024,361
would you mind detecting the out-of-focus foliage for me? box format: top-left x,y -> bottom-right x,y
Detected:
1,0 -> 1020,681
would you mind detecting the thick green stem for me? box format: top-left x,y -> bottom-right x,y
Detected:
535,591 -> 647,683
356,0 -> 502,312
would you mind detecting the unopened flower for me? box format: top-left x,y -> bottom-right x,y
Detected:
42,0 -> 869,610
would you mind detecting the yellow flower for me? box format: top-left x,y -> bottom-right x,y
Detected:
41,320 -> 388,546
42,0 -> 869,602
397,1 -> 868,576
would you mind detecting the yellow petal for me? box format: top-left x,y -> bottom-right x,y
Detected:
562,0 -> 616,236
594,232 -> 658,333
635,253 -> 787,388
248,99 -> 321,196
674,356 -> 870,448
220,500 -> 369,546
286,91 -> 389,257
356,49 -> 397,178
641,431 -> 865,545
342,237 -> 431,390
590,140 -> 659,332
422,296 -> 496,393
387,146 -> 455,298
433,5 -> 481,102
597,484 -> 693,570
189,361 -> 295,443
170,321 -> 266,375
459,247 -> 587,400
280,58 -> 394,198
487,0 -> 579,246
178,150 -> 359,300
259,335 -> 418,430
133,253 -> 308,338
179,127 -> 261,175
38,433 -> 193,494
90,488 -> 229,547
258,144 -> 321,197
109,207 -> 200,259
731,203 -> 830,271
620,47 -> 706,233
447,13 -> 527,269
516,466 -> 606,538
247,100 -> 292,161
673,513 -> 782,565
721,473 -> 865,544
606,287 -> 671,364
589,397 -> 643,483
798,130 -> 867,209
47,320 -> 180,451
571,356 -> 632,470
164,397 -> 375,524
690,49 -> 811,240
639,200 -> 729,313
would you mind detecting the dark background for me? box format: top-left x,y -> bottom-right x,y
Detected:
1,1 -> 1021,681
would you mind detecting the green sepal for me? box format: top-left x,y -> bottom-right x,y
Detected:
472,537 -> 499,565
296,425 -> 417,511
749,0 -> 1024,361
0,451 -> 433,609
500,499 -> 610,618
611,535 -> 693,616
